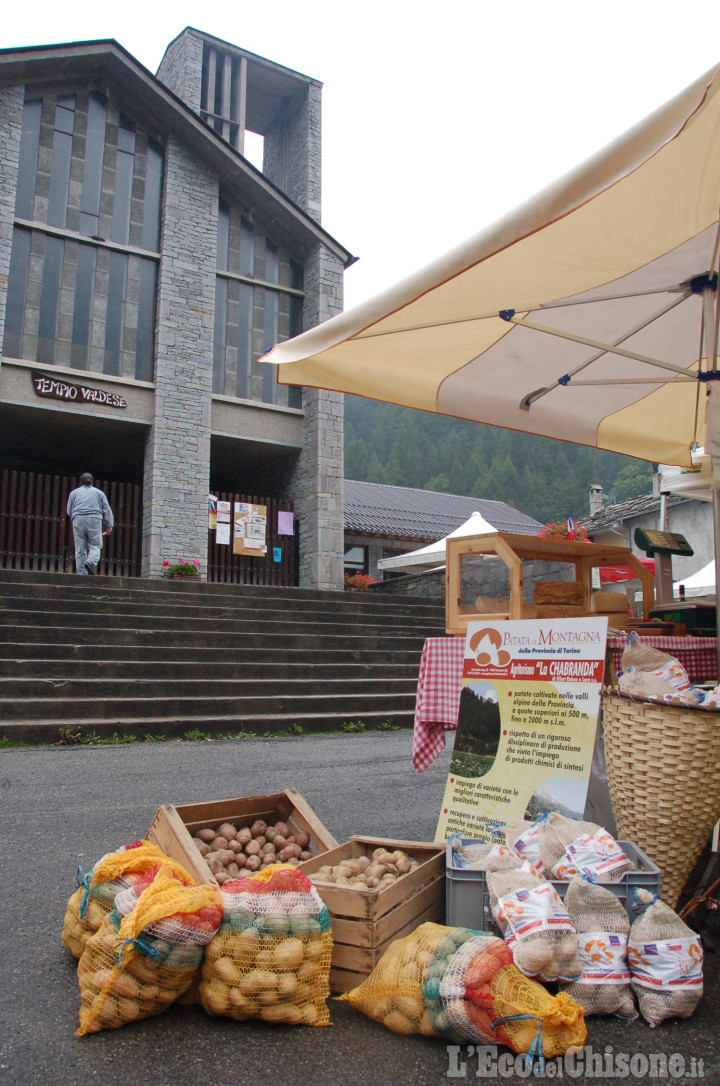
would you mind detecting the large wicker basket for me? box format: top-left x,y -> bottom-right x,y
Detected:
602,690 -> 720,907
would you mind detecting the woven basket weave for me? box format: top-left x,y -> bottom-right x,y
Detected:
602,691 -> 720,908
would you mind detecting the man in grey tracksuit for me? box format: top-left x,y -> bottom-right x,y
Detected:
66,473 -> 114,575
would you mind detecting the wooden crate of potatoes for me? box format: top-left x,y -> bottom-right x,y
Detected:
299,836 -> 445,993
146,788 -> 339,886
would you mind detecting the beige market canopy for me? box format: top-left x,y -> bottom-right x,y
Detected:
266,62 -> 720,472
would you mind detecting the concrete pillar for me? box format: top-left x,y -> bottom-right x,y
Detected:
142,137 -> 218,577
0,86 -> 24,353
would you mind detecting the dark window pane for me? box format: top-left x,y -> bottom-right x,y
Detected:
104,250 -> 128,374
217,203 -> 230,271
111,125 -> 135,245
70,242 -> 96,369
47,96 -> 76,229
79,93 -> 107,237
213,276 -> 228,393
135,258 -> 157,381
15,99 -> 42,220
37,234 -> 65,364
286,294 -> 303,408
262,287 -> 278,403
236,282 -> 252,399
265,241 -> 279,284
287,385 -> 303,409
141,140 -> 163,252
2,227 -> 32,358
290,259 -> 303,291
239,217 -> 254,275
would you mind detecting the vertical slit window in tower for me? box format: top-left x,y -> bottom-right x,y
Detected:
141,139 -> 163,252
135,258 -> 157,381
236,282 -> 252,399
79,93 -> 107,237
104,250 -> 128,374
287,295 -> 304,408
213,276 -> 228,393
265,241 -> 279,284
37,234 -> 65,364
2,226 -> 32,359
70,241 -> 96,369
14,98 -> 42,220
217,203 -> 230,271
239,216 -> 254,275
47,94 -> 76,229
111,122 -> 136,245
262,287 -> 278,404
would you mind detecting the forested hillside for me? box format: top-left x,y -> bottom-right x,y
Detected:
344,396 -> 653,525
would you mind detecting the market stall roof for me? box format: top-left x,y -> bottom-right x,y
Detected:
674,559 -> 716,597
377,510 -> 497,571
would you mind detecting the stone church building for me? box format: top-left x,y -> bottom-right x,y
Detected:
0,28 -> 353,587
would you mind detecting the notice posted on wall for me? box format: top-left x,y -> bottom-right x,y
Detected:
435,617 -> 608,844
215,501 -> 231,546
233,502 -> 267,556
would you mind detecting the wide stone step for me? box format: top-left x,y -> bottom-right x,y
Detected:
0,624 -> 431,649
0,606 -> 444,638
0,641 -> 425,666
0,657 -> 420,680
0,688 -> 417,721
0,675 -> 416,700
0,708 -> 416,744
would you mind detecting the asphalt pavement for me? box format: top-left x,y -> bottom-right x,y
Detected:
1,732 -> 718,1086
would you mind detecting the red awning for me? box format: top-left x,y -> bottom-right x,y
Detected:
599,559 -> 655,583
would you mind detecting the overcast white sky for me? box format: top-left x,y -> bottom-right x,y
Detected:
4,2 -> 720,309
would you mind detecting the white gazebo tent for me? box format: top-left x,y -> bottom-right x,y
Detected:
377,510 -> 497,572
674,559 -> 716,598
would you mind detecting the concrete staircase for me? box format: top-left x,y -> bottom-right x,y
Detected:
0,570 -> 447,744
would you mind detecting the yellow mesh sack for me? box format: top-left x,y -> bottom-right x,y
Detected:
337,922 -> 475,1037
199,864 -> 332,1026
76,864 -> 222,1036
489,965 -> 587,1063
62,841 -> 195,959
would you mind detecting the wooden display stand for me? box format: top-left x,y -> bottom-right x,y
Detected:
446,532 -> 655,637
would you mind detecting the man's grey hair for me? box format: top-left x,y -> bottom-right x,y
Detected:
80,473 -> 94,486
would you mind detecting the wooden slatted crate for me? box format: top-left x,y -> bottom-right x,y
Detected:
146,788 -> 339,886
298,836 -> 445,993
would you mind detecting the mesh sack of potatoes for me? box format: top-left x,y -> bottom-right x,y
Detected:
628,889 -> 704,1027
619,632 -> 695,701
486,968 -> 587,1067
76,863 -> 223,1036
538,813 -> 634,882
62,841 -> 193,959
198,863 -> 333,1026
449,837 -> 540,877
559,877 -> 636,1019
489,868 -> 581,981
429,931 -> 513,1043
504,818 -> 546,874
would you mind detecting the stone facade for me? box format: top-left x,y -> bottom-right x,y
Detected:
0,87 -> 23,343
155,31 -> 204,116
142,138 -> 218,577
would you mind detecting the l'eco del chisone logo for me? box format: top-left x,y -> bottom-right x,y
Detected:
468,627 -> 512,667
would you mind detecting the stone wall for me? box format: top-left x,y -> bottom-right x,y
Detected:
0,86 -> 24,353
142,137 -> 217,577
155,30 -> 204,115
264,81 -> 322,224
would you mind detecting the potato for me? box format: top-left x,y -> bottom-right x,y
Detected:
210,836 -> 230,852
214,848 -> 235,866
239,969 -> 279,996
272,938 -> 304,970
300,850 -> 312,861
196,828 -> 216,844
218,822 -> 238,841
295,831 -> 311,849
244,839 -> 261,857
395,993 -> 424,1021
245,854 -> 261,872
273,821 -> 290,838
384,1009 -> 415,1035
261,841 -> 276,855
273,835 -> 288,851
227,838 -> 244,854
226,862 -> 240,879
395,856 -> 411,875
254,835 -> 266,850
298,959 -> 320,982
278,973 -> 299,999
265,826 -> 277,841
194,839 -> 211,857
215,871 -> 229,885
236,827 -> 252,846
202,978 -> 230,1015
113,971 -> 141,1000
279,844 -> 302,862
251,820 -> 267,838
229,989 -> 259,1017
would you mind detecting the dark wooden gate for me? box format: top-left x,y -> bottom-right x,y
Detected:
208,491 -> 296,586
0,470 -> 142,576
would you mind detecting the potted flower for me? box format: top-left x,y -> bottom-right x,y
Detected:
343,573 -> 375,591
163,558 -> 202,578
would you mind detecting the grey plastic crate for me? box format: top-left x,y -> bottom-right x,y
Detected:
445,839 -> 661,931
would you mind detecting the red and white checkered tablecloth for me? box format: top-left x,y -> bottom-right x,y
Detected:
412,633 -> 718,774
606,632 -> 717,685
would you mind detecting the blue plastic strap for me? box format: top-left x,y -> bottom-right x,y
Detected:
557,374 -> 571,386
492,1013 -> 544,1073
113,937 -> 160,972
76,865 -> 93,919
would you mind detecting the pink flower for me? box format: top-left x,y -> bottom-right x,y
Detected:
193,559 -> 201,567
